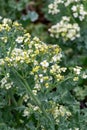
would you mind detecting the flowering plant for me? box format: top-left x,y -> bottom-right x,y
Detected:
48,0 -> 87,42
0,17 -> 87,130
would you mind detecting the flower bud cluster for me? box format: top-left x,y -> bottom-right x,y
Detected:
50,102 -> 71,123
71,4 -> 87,21
49,16 -> 80,41
48,0 -> 87,41
0,73 -> 13,89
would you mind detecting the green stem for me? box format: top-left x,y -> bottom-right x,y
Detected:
8,42 -> 16,57
11,92 -> 17,106
67,7 -> 77,23
12,68 -> 55,130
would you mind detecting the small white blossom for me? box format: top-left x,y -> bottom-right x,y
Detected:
2,18 -> 12,24
73,66 -> 82,75
40,60 -> 49,68
15,36 -> 24,43
71,5 -> 77,12
23,108 -> 29,117
82,73 -> 87,79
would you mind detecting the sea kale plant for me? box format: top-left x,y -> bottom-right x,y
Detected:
0,17 -> 87,130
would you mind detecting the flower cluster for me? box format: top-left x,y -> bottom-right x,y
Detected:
49,102 -> 71,124
64,0 -> 80,7
73,66 -> 82,75
4,37 -> 65,94
73,66 -> 82,81
71,4 -> 87,21
49,16 -> 80,41
0,73 -> 13,89
23,103 -> 40,117
48,0 -> 87,41
0,18 -> 67,101
48,0 -> 62,15
48,0 -> 87,18
0,18 -> 67,94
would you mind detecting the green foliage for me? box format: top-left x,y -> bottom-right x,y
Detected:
0,0 -> 28,19
0,0 -> 87,130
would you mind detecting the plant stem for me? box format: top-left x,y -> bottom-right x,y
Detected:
12,68 -> 55,130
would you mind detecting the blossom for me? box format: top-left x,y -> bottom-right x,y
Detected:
23,108 -> 30,117
40,60 -> 49,68
71,5 -> 77,12
73,66 -> 82,75
15,36 -> 24,43
71,4 -> 87,21
2,18 -> 12,24
0,73 -> 13,89
48,0 -> 87,42
73,76 -> 79,81
82,73 -> 87,79
49,16 -> 80,41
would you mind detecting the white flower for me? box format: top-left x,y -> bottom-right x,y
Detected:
48,4 -> 54,9
73,12 -> 78,18
2,18 -> 12,24
5,83 -> 12,89
52,53 -> 62,62
15,36 -> 24,43
40,78 -> 44,83
40,60 -> 49,67
0,59 -> 4,65
32,90 -> 37,95
1,77 -> 7,86
61,67 -> 67,72
39,74 -> 43,77
74,128 -> 79,130
79,16 -> 84,21
73,66 -> 82,75
62,16 -> 70,21
48,2 -> 60,14
33,106 -> 39,111
0,16 -> 2,20
23,94 -> 29,102
34,83 -> 41,90
71,5 -> 77,12
23,108 -> 29,117
82,73 -> 87,79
